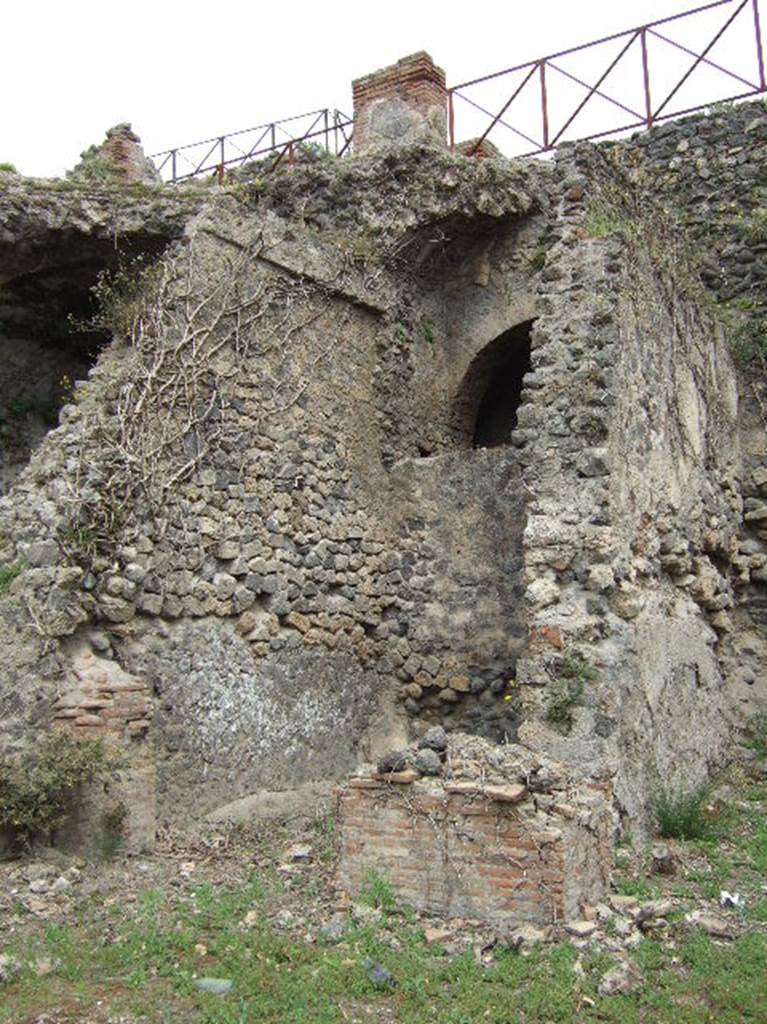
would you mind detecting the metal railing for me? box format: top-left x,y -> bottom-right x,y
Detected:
151,0 -> 765,182
150,108 -> 353,183
448,0 -> 766,157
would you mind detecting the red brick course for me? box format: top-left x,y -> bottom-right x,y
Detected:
335,774 -> 612,926
352,52 -> 447,153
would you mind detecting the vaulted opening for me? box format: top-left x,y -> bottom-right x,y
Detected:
452,320 -> 533,449
0,234 -> 171,494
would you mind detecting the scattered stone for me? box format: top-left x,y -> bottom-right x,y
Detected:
423,926 -> 453,946
685,911 -> 734,939
608,894 -> 639,915
365,962 -> 396,989
651,844 -> 677,876
23,896 -> 49,916
565,919 -> 597,938
193,978 -> 234,995
418,726 -> 447,753
613,916 -> 635,938
636,898 -> 674,924
32,957 -> 56,978
503,923 -> 549,949
598,958 -> 642,997
352,903 -> 382,925
242,909 -> 260,928
319,914 -> 347,941
284,843 -> 313,863
414,748 -> 442,776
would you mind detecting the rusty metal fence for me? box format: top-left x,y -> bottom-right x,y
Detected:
449,0 -> 766,156
150,108 -> 352,183
152,0 -> 765,182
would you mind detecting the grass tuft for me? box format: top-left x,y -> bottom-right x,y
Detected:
652,784 -> 711,840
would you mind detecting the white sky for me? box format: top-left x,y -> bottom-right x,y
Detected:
2,0 -> 762,177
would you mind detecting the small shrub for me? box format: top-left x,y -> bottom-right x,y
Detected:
0,732 -> 111,849
358,869 -> 396,912
545,683 -> 578,733
0,162 -> 17,174
68,254 -> 161,341
652,784 -> 711,840
545,651 -> 597,734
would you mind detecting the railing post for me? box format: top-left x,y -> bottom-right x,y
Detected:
755,0 -> 767,90
270,123 -> 276,151
539,59 -> 550,149
324,109 -> 330,153
217,163 -> 224,185
641,27 -> 653,126
171,150 -> 177,183
288,141 -> 295,167
448,89 -> 455,151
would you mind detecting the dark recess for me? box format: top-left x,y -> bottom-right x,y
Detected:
452,320 -> 533,449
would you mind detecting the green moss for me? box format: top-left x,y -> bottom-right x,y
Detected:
0,559 -> 25,596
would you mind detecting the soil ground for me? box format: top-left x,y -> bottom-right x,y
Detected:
1,766 -> 767,1024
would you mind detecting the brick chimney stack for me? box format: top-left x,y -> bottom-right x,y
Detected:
352,52 -> 447,154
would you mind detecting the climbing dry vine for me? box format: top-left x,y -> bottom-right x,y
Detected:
59,228 -> 345,557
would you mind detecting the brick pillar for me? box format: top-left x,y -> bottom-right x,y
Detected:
352,52 -> 447,154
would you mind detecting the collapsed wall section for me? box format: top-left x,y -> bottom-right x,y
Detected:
0,177 -> 195,493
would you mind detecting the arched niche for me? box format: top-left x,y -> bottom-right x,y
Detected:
451,320 -> 533,449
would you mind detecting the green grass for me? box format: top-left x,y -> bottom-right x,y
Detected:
357,869 -> 397,912
3,774 -> 767,1023
3,886 -> 767,1024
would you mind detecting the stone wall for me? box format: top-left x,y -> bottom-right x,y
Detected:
505,141 -> 742,827
607,102 -> 767,729
0,150 -> 550,821
1,96 -> 765,846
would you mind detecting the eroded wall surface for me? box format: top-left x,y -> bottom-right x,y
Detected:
0,102 -> 764,837
0,151 -> 549,819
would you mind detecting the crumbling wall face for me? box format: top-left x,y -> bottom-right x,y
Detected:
509,145 -> 741,825
612,102 -> 767,724
335,767 -> 612,925
0,156 -> 548,821
0,178 -> 195,493
52,642 -> 155,854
